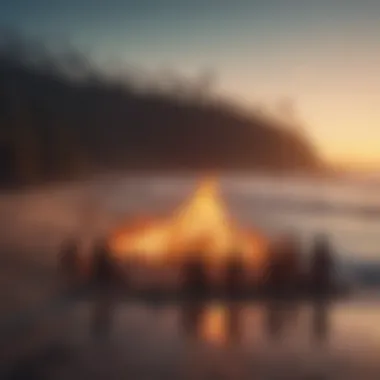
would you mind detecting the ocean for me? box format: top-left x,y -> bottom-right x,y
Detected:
1,174 -> 378,261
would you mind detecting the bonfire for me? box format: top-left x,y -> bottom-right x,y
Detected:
109,179 -> 269,274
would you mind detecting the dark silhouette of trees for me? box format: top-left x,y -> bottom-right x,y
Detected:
0,34 -> 323,187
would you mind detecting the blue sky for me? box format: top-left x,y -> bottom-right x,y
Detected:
1,0 -> 380,168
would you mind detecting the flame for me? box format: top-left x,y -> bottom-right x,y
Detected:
109,178 -> 268,268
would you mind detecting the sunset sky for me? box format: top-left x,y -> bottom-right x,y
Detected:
1,0 -> 379,169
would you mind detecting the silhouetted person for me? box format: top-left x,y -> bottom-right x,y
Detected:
265,235 -> 301,297
281,236 -> 302,294
58,238 -> 81,287
310,234 -> 334,296
91,238 -> 116,288
224,254 -> 244,297
265,247 -> 286,296
91,238 -> 117,338
182,254 -> 208,297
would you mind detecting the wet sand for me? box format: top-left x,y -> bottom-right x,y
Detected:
2,293 -> 380,380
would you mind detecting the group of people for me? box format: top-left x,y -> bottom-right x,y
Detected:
56,232 -> 335,339
181,234 -> 335,297
266,234 -> 335,295
58,232 -> 335,298
58,237 -> 125,337
58,237 -> 123,290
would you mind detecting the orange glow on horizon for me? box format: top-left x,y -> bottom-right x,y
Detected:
330,157 -> 380,172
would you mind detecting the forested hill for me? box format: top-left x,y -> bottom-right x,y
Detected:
0,38 -> 323,186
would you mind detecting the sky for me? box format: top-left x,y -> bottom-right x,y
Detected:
1,0 -> 379,169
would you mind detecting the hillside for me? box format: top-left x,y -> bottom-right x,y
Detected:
0,38 -> 323,186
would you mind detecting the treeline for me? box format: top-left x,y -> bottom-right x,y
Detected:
0,34 -> 323,187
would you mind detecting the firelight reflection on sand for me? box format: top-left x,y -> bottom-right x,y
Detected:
109,179 -> 268,269
201,306 -> 229,345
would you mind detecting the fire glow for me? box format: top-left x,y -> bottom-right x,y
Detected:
109,179 -> 269,270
